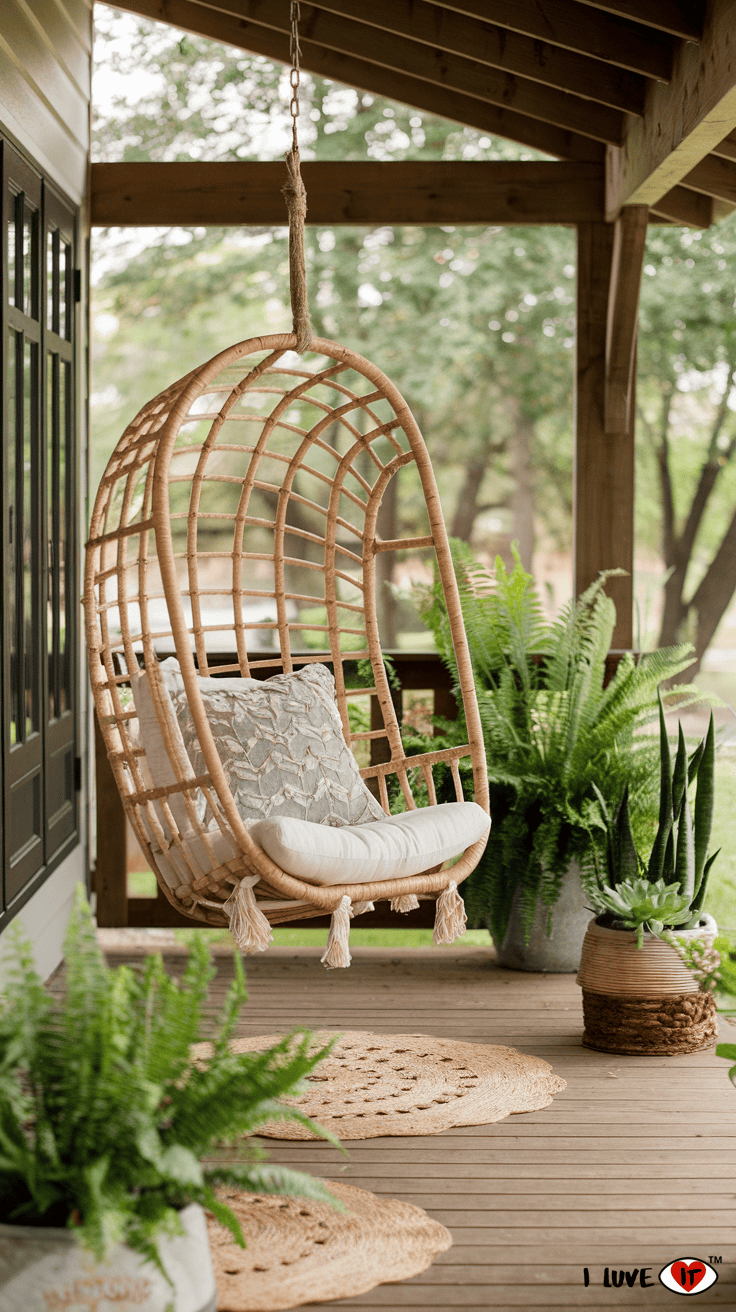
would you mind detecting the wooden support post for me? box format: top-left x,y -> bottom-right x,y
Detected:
605,205 -> 648,434
575,218 -> 642,649
93,713 -> 129,926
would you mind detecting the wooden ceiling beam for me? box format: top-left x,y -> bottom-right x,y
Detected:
680,153 -> 736,202
89,160 -> 606,227
185,0 -> 626,143
307,0 -> 646,115
572,0 -> 702,41
606,0 -> 736,217
649,183 -> 714,227
711,128 -> 736,162
421,0 -> 674,82
113,0 -> 605,160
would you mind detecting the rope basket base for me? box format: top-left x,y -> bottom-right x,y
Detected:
201,1031 -> 566,1139
207,1180 -> 452,1312
581,989 -> 718,1056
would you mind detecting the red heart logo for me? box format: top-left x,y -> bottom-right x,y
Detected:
671,1261 -> 706,1291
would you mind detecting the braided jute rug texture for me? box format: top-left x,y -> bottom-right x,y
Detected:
201,1031 -> 566,1139
207,1180 -> 452,1312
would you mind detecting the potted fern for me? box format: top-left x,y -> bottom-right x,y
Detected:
577,697 -> 719,1055
416,545 -> 697,971
0,889 -> 339,1311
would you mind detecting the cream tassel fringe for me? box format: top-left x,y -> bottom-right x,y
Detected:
223,875 -> 273,954
350,900 -> 375,917
391,894 -> 420,913
321,895 -> 353,969
433,880 -> 467,945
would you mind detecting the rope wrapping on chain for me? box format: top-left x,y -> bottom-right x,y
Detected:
282,1 -> 313,352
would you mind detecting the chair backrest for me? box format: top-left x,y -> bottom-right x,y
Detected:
85,334 -> 488,882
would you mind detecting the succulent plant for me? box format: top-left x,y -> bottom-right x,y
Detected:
589,693 -> 719,946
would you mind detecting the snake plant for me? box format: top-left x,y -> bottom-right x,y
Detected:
589,694 -> 719,946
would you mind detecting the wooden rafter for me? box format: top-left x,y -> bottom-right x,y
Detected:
113,0 -> 605,160
421,0 -> 674,82
650,184 -> 714,227
681,152 -> 736,203
90,160 -> 606,227
306,0 -> 647,114
171,0 -> 627,142
712,128 -> 736,161
573,0 -> 702,40
606,0 -> 736,217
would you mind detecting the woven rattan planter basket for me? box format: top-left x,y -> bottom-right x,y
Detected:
576,915 -> 718,1056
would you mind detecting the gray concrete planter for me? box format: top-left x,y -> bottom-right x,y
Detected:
492,861 -> 593,972
0,1202 -> 216,1312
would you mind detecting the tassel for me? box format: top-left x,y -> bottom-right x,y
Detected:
433,880 -> 467,946
350,900 -> 375,917
223,876 -> 273,954
390,894 -> 420,914
321,894 -> 352,969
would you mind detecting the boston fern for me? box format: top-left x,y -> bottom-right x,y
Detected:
0,889 -> 340,1275
416,542 -> 698,945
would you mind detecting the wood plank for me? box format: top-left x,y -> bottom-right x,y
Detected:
1,0 -> 89,144
681,152 -> 736,201
605,204 -> 648,434
572,0 -> 702,39
20,0 -> 90,92
649,181 -> 715,226
606,0 -> 736,216
90,160 -> 605,228
304,0 -> 648,115
712,127 -> 736,161
115,0 -> 621,147
575,221 -> 633,647
421,0 -> 674,82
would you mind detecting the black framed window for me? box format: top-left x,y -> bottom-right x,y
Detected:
1,137 -> 79,919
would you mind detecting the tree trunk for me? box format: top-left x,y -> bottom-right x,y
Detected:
689,507 -> 736,670
450,455 -> 489,542
510,411 -> 536,573
375,469 -> 398,648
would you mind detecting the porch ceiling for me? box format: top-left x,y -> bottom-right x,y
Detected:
103,0 -> 736,229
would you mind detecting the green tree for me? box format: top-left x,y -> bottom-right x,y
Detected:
637,221 -> 736,665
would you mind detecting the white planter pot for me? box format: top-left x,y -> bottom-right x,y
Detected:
0,1203 -> 216,1312
493,861 -> 593,972
576,914 -> 719,1055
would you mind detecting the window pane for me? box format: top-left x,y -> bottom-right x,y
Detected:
62,239 -> 72,340
47,228 -> 56,335
60,359 -> 70,714
22,201 -> 38,319
7,194 -> 17,307
23,339 -> 39,737
47,352 -> 57,720
7,331 -> 17,746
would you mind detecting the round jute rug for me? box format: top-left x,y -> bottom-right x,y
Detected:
207,1180 -> 452,1312
206,1031 -> 566,1139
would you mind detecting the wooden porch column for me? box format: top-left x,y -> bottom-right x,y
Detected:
575,209 -> 647,649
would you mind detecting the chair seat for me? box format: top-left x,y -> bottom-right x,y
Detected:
250,802 -> 491,886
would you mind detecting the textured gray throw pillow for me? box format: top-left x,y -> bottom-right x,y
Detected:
171,663 -> 386,827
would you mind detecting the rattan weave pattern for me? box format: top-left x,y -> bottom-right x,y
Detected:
195,1030 -> 567,1139
84,335 -> 489,933
207,1180 -> 452,1312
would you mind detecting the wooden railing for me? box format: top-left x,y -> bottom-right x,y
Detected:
93,651 -> 456,930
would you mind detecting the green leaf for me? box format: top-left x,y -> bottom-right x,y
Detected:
675,785 -> 695,900
693,713 -> 715,896
647,691 -> 673,883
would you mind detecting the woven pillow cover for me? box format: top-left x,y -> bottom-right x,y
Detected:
171,662 -> 386,828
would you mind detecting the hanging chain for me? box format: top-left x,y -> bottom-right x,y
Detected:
289,1 -> 301,154
282,0 -> 312,350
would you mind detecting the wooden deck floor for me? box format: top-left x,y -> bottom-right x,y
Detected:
88,944 -> 736,1309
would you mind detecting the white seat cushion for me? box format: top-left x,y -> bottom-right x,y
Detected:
249,802 -> 490,886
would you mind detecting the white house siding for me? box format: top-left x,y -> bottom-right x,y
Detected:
0,0 -> 91,978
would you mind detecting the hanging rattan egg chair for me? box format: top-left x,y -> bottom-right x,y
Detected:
84,15 -> 489,966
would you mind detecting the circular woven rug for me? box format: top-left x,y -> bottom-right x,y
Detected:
207,1180 -> 452,1312
210,1031 -> 566,1139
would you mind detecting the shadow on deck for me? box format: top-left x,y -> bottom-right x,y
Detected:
51,944 -> 735,1309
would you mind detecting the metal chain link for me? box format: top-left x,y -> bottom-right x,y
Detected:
289,1 -> 301,152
